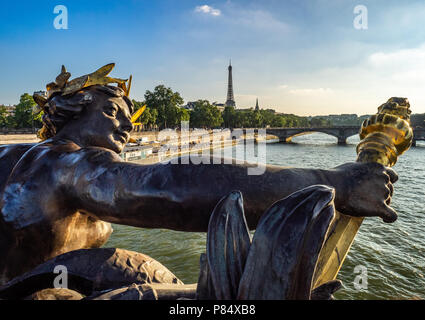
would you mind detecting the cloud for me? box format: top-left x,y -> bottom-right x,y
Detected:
365,45 -> 425,88
195,5 -> 221,17
368,45 -> 425,69
273,43 -> 425,114
230,8 -> 290,33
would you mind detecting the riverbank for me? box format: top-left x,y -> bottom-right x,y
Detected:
1,131 -> 278,165
0,134 -> 39,144
129,130 -> 243,164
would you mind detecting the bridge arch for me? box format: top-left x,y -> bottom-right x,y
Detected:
286,131 -> 342,144
265,127 -> 360,145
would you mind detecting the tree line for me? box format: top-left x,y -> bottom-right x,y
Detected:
3,86 -> 425,130
0,93 -> 42,129
134,85 -> 310,130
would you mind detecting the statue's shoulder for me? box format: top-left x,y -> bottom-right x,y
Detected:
0,142 -> 122,230
0,143 -> 36,162
17,140 -> 124,165
1,141 -> 122,186
0,143 -> 36,191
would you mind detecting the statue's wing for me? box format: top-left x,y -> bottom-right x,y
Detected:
310,279 -> 342,300
197,191 -> 251,300
237,185 -> 336,300
196,253 -> 216,300
0,248 -> 183,299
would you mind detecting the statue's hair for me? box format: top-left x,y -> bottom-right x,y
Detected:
38,85 -> 134,140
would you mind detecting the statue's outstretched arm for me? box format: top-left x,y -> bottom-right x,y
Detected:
61,149 -> 397,232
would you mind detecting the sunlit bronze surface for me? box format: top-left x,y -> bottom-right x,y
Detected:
313,97 -> 413,287
357,97 -> 413,166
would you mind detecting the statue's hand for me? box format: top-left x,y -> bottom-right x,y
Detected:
331,162 -> 398,223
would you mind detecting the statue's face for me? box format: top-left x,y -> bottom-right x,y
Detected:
78,91 -> 133,153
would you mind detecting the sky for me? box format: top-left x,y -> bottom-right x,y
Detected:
1,0 -> 425,116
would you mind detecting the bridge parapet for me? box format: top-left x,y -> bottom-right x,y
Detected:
265,126 -> 360,145
413,128 -> 425,139
240,126 -> 424,146
412,127 -> 425,146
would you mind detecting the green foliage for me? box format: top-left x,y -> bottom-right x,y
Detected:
14,93 -> 36,128
248,110 -> 263,128
259,109 -> 275,127
131,99 -> 158,129
144,85 -> 185,129
189,100 -> 223,129
149,108 -> 159,127
131,99 -> 160,130
309,117 -> 331,127
1,93 -> 42,129
222,106 -> 236,128
221,108 -> 308,128
311,114 -> 367,127
138,106 -> 150,124
0,105 -> 8,127
271,115 -> 287,127
132,99 -> 145,112
178,107 -> 190,122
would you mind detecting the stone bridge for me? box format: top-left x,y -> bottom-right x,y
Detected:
264,126 -> 360,145
412,127 -> 425,146
241,126 -> 425,146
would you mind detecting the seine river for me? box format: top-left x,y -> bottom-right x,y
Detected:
105,133 -> 425,300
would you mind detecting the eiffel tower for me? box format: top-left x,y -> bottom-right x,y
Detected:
225,60 -> 236,107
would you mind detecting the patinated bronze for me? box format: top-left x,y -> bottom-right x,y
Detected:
0,65 -> 399,295
1,187 -> 340,300
0,247 -> 183,299
197,187 -> 340,300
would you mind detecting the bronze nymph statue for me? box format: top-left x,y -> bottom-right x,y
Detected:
0,64 -> 399,297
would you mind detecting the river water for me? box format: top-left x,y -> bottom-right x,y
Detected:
105,133 -> 425,300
